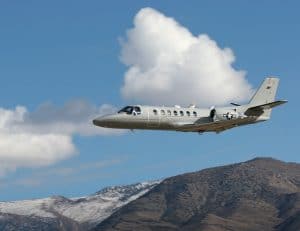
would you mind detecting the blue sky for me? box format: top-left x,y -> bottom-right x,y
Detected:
0,1 -> 299,201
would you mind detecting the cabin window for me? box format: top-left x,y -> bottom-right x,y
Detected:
167,110 -> 171,116
186,111 -> 190,116
180,111 -> 184,116
161,110 -> 165,115
153,109 -> 158,115
173,110 -> 178,116
193,111 -> 197,117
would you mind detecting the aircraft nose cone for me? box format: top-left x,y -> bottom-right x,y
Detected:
93,116 -> 107,127
92,118 -> 99,126
93,115 -> 115,128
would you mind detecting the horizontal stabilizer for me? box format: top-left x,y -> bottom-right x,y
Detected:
245,100 -> 287,116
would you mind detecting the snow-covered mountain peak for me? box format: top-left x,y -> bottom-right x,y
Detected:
0,180 -> 161,229
94,180 -> 161,200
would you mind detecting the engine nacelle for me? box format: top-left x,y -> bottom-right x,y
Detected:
210,108 -> 243,121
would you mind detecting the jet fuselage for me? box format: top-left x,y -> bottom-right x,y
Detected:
93,104 -> 262,133
93,77 -> 287,133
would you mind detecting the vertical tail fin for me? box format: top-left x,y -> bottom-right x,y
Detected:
249,77 -> 279,105
249,77 -> 280,119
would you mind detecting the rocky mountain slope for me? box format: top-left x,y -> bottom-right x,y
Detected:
94,158 -> 300,231
2,158 -> 300,231
0,181 -> 160,231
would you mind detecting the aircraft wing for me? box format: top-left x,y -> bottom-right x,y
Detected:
177,116 -> 257,133
245,100 -> 287,116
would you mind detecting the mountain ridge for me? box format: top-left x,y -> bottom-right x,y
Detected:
1,157 -> 300,231
94,157 -> 300,231
0,180 -> 161,230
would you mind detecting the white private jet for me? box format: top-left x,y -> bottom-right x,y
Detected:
93,77 -> 287,133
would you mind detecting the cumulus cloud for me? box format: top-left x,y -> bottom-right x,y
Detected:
20,100 -> 118,136
120,7 -> 253,107
0,100 -> 120,177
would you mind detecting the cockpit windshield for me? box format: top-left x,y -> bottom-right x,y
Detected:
118,106 -> 141,115
118,106 -> 133,114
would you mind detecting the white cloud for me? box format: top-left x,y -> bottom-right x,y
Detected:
0,100 -> 121,177
20,101 -> 120,136
120,7 -> 253,107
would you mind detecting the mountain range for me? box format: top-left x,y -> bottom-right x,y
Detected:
2,158 -> 300,231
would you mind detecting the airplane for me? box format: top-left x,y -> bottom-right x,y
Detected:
93,77 -> 287,134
